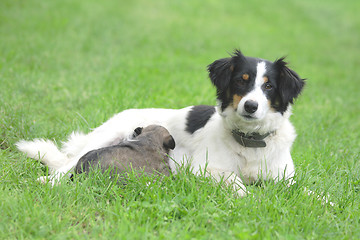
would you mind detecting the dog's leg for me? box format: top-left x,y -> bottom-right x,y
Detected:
206,168 -> 248,197
274,165 -> 334,206
36,170 -> 70,186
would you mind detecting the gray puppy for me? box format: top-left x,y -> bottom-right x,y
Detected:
74,125 -> 175,178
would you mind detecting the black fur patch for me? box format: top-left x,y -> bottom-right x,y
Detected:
186,105 -> 216,134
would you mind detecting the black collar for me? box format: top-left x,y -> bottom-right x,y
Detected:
231,130 -> 274,148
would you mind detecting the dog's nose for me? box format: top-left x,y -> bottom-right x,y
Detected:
244,100 -> 258,114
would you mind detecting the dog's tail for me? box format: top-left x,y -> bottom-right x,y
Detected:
16,131 -> 89,172
16,139 -> 68,171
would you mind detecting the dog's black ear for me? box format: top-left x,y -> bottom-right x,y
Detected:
207,50 -> 247,106
207,50 -> 246,91
208,57 -> 233,92
133,127 -> 143,138
275,57 -> 306,105
163,135 -> 176,150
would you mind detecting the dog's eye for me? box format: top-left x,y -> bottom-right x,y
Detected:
264,83 -> 272,90
242,74 -> 249,80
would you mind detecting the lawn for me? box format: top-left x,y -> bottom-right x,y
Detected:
1,0 -> 359,238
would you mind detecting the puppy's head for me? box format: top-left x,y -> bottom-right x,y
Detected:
134,125 -> 175,151
208,50 -> 305,122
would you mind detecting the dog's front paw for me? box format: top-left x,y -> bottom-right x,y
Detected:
232,182 -> 249,198
207,169 -> 249,198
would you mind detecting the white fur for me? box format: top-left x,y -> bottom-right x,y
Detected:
16,139 -> 66,172
16,102 -> 296,195
237,62 -> 270,121
255,61 -> 267,87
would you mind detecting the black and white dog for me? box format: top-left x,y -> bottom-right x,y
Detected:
16,50 -> 305,196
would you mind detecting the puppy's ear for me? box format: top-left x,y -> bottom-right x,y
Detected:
275,57 -> 306,105
163,135 -> 176,150
133,127 -> 143,138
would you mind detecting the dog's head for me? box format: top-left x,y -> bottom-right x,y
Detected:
208,50 -> 305,123
133,125 -> 176,151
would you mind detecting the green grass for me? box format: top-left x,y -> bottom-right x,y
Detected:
1,0 -> 360,238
